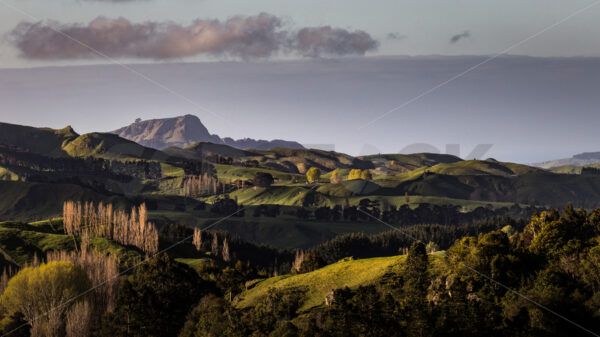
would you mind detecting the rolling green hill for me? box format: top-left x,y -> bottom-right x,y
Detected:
0,122 -> 78,157
236,253 -> 443,312
170,145 -> 375,174
0,181 -> 129,222
388,164 -> 600,207
237,255 -> 407,311
359,153 -> 462,174
164,142 -> 254,160
394,159 -> 544,180
0,122 -> 175,162
63,132 -> 171,160
0,219 -> 143,267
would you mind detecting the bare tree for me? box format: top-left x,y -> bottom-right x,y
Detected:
222,238 -> 231,262
211,233 -> 219,257
192,228 -> 202,251
63,201 -> 159,255
292,249 -> 304,274
66,300 -> 91,337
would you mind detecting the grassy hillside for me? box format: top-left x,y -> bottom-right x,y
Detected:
164,142 -> 253,159
395,159 -> 544,180
63,132 -> 171,161
0,122 -> 178,162
0,122 -> 78,156
0,181 -> 128,222
360,153 -> 462,175
213,164 -> 302,182
237,255 -> 406,311
0,220 -> 143,267
236,253 -> 443,312
216,183 -> 513,209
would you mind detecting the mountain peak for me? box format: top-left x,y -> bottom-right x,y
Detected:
111,115 -> 304,151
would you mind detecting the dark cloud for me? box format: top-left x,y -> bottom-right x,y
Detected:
386,32 -> 406,40
450,31 -> 470,44
10,14 -> 378,60
291,26 -> 378,57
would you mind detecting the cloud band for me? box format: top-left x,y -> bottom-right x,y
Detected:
11,13 -> 378,60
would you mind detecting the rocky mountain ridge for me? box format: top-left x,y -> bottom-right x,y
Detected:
111,115 -> 304,151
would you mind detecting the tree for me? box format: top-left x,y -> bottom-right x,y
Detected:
360,170 -> 373,180
101,254 -> 211,337
296,207 -> 310,220
298,253 -> 325,274
253,172 -> 274,187
330,170 -> 343,184
210,197 -> 239,215
179,295 -> 245,337
306,167 -> 321,183
403,241 -> 431,337
425,241 -> 439,253
222,238 -> 231,262
1,261 -> 90,337
348,169 -> 362,180
65,300 -> 92,337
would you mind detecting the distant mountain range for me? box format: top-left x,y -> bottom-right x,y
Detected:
111,115 -> 304,151
534,152 -> 600,169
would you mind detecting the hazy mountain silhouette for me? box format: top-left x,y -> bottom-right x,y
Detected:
534,152 -> 600,169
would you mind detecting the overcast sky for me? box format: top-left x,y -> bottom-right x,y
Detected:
0,0 -> 599,68
0,0 -> 599,163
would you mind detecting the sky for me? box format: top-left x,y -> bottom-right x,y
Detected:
1,0 -> 600,67
0,0 -> 599,163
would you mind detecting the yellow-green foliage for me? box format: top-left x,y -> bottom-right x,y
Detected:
176,258 -> 217,274
306,167 -> 321,183
228,186 -> 310,206
329,169 -> 343,184
161,163 -> 185,177
360,169 -> 373,180
348,169 -> 362,180
213,164 -> 298,182
1,261 -> 90,320
237,255 -> 406,312
0,224 -> 75,266
90,237 -> 144,265
409,160 -> 542,178
0,167 -> 19,181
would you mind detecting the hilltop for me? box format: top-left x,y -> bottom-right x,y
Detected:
0,121 -> 173,161
0,122 -> 78,157
112,114 -> 305,151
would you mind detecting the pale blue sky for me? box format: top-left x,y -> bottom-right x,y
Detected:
1,0 -> 599,67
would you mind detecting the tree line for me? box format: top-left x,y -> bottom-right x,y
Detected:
0,146 -> 161,181
294,200 -> 541,226
179,206 -> 600,337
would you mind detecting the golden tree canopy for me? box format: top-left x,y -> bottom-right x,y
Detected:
1,261 -> 91,322
306,167 -> 321,183
360,169 -> 373,180
330,170 -> 343,184
348,169 -> 362,180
